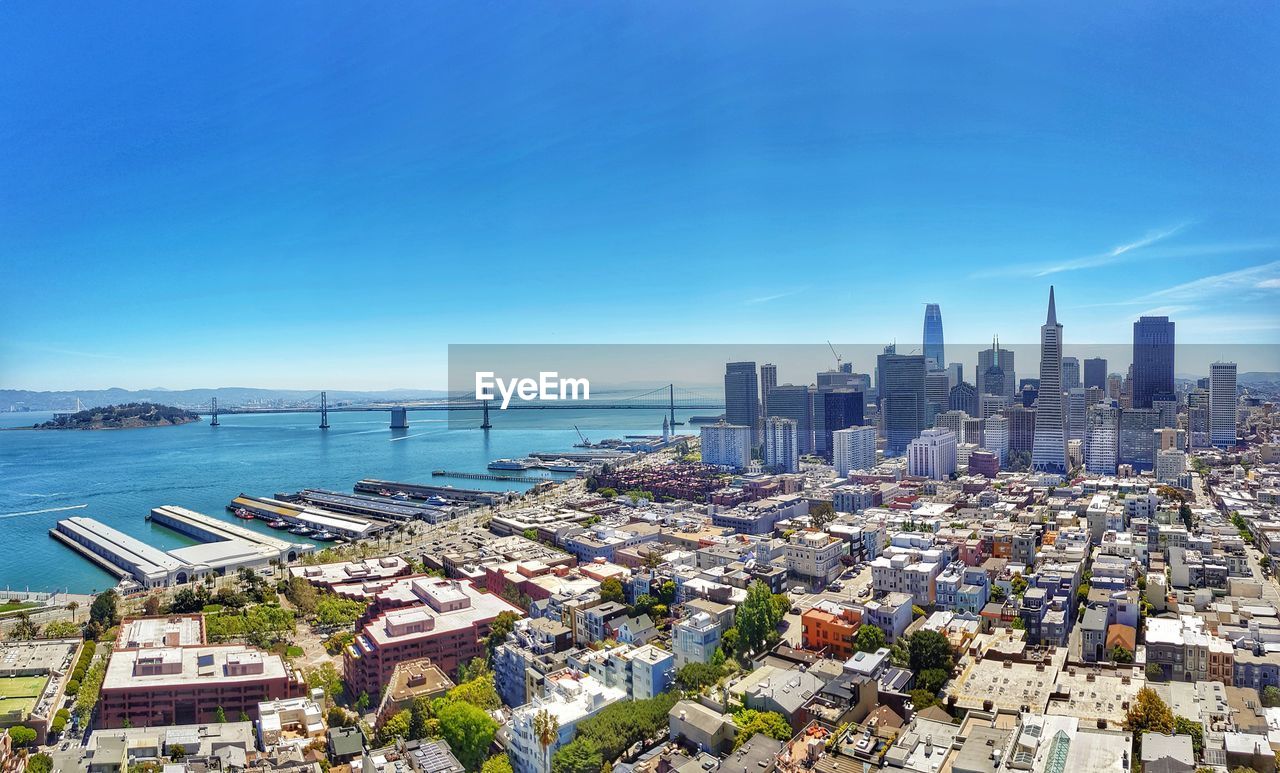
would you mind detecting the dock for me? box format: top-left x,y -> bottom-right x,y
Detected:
228,494 -> 384,540
291,489 -> 464,525
431,469 -> 552,482
355,478 -> 514,506
148,505 -> 311,564
51,517 -> 191,588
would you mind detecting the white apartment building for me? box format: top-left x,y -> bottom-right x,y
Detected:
701,422 -> 752,469
784,530 -> 847,586
1085,404 -> 1118,475
983,414 -> 1009,465
507,672 -> 626,773
832,425 -> 877,477
764,416 -> 799,473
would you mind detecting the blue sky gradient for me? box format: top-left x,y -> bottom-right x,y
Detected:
2,2 -> 1277,389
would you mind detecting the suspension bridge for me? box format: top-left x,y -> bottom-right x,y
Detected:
208,384 -> 724,429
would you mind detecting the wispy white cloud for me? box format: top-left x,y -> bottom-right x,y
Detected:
971,223 -> 1194,279
746,288 -> 806,304
1140,260 -> 1280,301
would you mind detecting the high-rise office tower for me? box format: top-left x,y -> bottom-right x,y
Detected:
821,389 -> 864,460
923,303 -> 945,369
878,352 -> 927,456
1067,388 -> 1087,442
935,410 -> 969,444
948,382 -> 977,417
764,416 -> 799,473
1209,362 -> 1237,449
814,370 -> 861,455
760,363 -> 778,417
1132,316 -> 1175,408
979,393 -> 1011,419
977,337 -> 1016,398
946,363 -> 963,390
832,425 -> 877,477
1084,403 -> 1118,475
907,428 -> 957,480
1119,408 -> 1161,471
1061,357 -> 1080,391
983,414 -> 1010,465
925,371 -> 951,419
1004,405 -> 1036,455
724,362 -> 761,448
1106,373 -> 1123,401
766,384 -> 815,455
1032,287 -> 1068,473
1084,358 -> 1108,390
1187,388 -> 1210,448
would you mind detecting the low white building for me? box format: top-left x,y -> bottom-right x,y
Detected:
507,672 -> 625,773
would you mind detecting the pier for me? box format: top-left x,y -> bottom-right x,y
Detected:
148,505 -> 311,564
290,489 -> 464,526
354,478 -> 514,506
51,517 -> 190,588
431,469 -> 552,482
228,494 -> 384,540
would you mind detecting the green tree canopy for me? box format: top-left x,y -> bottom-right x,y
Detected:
378,709 -> 413,746
1125,688 -> 1174,737
26,754 -> 53,773
437,700 -> 499,771
856,625 -> 887,653
552,738 -> 603,773
908,630 -> 954,673
736,580 -> 783,656
6,726 -> 36,747
732,710 -> 793,748
599,578 -> 626,605
481,754 -> 514,773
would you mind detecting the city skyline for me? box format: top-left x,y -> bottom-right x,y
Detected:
1,3 -> 1278,391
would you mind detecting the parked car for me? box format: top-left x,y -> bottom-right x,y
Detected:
829,581 -> 843,591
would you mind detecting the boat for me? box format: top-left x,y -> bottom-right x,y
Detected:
233,507 -> 254,521
266,519 -> 288,530
488,458 -> 537,471
391,492 -> 410,500
542,459 -> 586,473
312,531 -> 339,541
288,525 -> 312,536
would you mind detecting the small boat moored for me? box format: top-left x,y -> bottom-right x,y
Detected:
233,507 -> 255,521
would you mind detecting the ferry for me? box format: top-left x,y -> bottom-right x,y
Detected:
488,458 -> 537,471
233,507 -> 255,521
542,459 -> 586,473
288,525 -> 313,536
312,531 -> 339,541
266,519 -> 288,530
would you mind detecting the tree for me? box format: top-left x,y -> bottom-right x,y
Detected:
1262,685 -> 1280,708
378,709 -> 412,746
599,578 -> 625,605
328,706 -> 352,729
437,700 -> 499,772
534,707 -> 561,773
1145,662 -> 1165,682
990,585 -> 1007,602
731,710 -> 792,748
307,663 -> 344,702
354,692 -> 371,713
314,596 -> 366,627
917,668 -> 949,695
1111,646 -> 1134,664
486,611 -> 520,660
7,726 -> 36,747
448,672 -> 501,711
170,743 -> 187,761
10,613 -> 40,641
1010,575 -> 1027,598
630,594 -> 657,619
90,589 -> 119,629
676,662 -> 724,692
552,738 -> 602,773
27,753 -> 53,773
810,501 -> 835,531
1010,617 -> 1026,630
657,581 -> 677,606
41,620 -> 81,639
855,624 -> 887,654
720,627 -> 740,656
1175,716 -> 1204,757
908,630 -> 954,673
285,577 -> 319,617
215,706 -> 227,723
736,581 -> 783,656
910,688 -> 941,710
1125,687 -> 1174,737
482,754 -> 514,773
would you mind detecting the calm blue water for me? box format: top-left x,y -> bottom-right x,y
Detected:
0,408 -> 690,593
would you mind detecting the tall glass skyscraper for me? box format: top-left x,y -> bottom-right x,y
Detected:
1209,361 -> 1237,449
1132,316 -> 1175,409
1083,357 -> 1108,390
1032,287 -> 1068,473
879,352 -> 927,456
923,303 -> 945,369
724,361 -> 761,448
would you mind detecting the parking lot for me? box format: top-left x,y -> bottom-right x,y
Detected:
781,563 -> 874,646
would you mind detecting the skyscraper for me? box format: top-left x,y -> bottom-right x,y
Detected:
983,414 -> 1009,465
1132,316 -> 1175,409
1061,357 -> 1080,391
878,352 -> 927,456
907,428 -> 957,480
1032,287 -> 1068,474
1084,403 -> 1118,475
760,363 -> 778,417
815,370 -> 861,455
948,382 -> 977,417
832,426 -> 876,477
764,416 -> 799,473
766,384 -> 815,455
1067,387 -> 1087,442
821,389 -> 864,459
977,338 -> 1016,398
724,362 -> 761,448
1118,408 -> 1160,471
1209,361 -> 1237,449
700,422 -> 752,469
1083,357 -> 1108,390
923,303 -> 945,369
1004,405 -> 1036,456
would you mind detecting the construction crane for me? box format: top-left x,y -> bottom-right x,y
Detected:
573,425 -> 592,447
827,341 -> 842,370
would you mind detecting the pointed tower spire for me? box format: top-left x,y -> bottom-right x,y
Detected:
1046,285 -> 1057,326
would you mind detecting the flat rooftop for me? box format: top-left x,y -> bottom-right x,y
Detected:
59,516 -> 186,576
151,505 -> 303,553
948,659 -> 1055,713
102,645 -> 290,691
118,616 -> 204,650
0,639 -> 79,676
290,557 -> 409,586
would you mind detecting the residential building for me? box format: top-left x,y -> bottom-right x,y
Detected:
507,672 -> 626,773
672,612 -> 722,667
764,416 -> 799,473
1084,403 -> 1119,475
784,530 -> 846,586
907,428 -> 957,480
832,425 -> 876,477
701,422 -> 752,470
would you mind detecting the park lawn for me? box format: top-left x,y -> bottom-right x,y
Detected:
0,674 -> 49,718
0,601 -> 41,618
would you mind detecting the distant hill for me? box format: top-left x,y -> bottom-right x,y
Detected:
0,387 -> 449,412
31,402 -> 201,430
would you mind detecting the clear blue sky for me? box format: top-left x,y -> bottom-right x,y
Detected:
2,1 -> 1277,390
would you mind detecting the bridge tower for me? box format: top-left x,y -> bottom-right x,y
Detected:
210,397 -> 219,427
319,392 -> 330,429
480,400 -> 492,429
668,383 -> 679,428
390,406 -> 409,429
